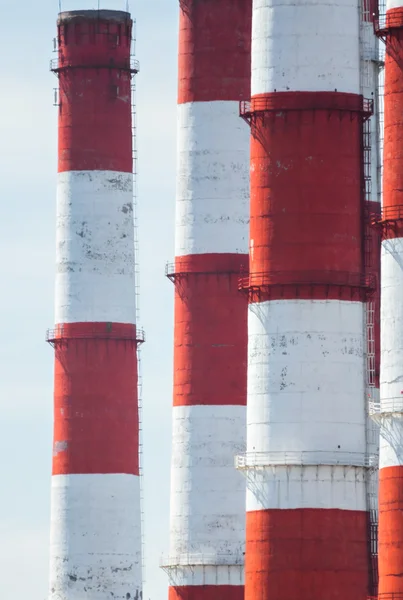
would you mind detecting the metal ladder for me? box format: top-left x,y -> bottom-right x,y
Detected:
131,23 -> 146,586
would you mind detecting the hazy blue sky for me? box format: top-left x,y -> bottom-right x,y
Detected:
0,1 -> 177,598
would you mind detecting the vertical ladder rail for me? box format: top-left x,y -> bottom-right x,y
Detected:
131,23 -> 146,585
360,14 -> 380,586
367,301 -> 376,396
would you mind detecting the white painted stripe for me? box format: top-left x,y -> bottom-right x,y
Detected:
380,415 -> 403,468
49,474 -> 141,600
380,239 -> 403,469
169,405 -> 245,561
387,0 -> 403,11
247,300 -> 366,455
246,465 -> 367,511
55,170 -> 136,325
381,239 -> 403,408
175,101 -> 249,257
251,0 -> 360,95
166,565 -> 244,587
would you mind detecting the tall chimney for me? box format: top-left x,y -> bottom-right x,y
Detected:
360,0 -> 382,593
374,4 -> 403,595
240,1 -> 373,597
48,10 -> 143,599
161,1 -> 252,599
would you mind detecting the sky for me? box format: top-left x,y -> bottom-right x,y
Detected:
0,1 -> 178,598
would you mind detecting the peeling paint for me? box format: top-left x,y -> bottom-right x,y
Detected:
49,474 -> 142,599
53,441 -> 68,456
55,171 -> 136,324
247,300 -> 366,456
252,0 -> 360,95
169,405 -> 245,585
175,102 -> 249,257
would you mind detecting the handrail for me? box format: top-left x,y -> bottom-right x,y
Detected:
50,55 -> 140,73
235,451 -> 378,469
160,552 -> 244,568
377,205 -> 403,221
46,325 -> 145,344
374,11 -> 403,34
239,270 -> 375,291
165,261 -> 246,278
370,400 -> 403,415
240,96 -> 373,116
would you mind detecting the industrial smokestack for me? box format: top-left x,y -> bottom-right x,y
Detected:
360,0 -> 382,593
47,10 -> 143,599
239,0 -> 374,597
161,1 -> 251,599
374,3 -> 403,595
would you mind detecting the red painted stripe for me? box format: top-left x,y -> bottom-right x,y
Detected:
174,253 -> 248,275
169,585 -> 243,600
50,321 -> 138,339
52,322 -> 139,476
245,509 -> 369,600
57,13 -> 133,173
249,91 -> 364,302
385,6 -> 403,26
178,0 -> 251,104
173,253 -> 248,407
251,91 -> 364,112
379,12 -> 403,590
379,466 -> 403,595
383,12 -> 403,239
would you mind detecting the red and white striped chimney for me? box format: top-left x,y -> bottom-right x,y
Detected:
361,0 -> 382,594
375,3 -> 403,594
162,1 -> 251,599
48,10 -> 143,600
241,1 -> 373,598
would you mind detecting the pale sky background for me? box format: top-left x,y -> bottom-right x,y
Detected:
0,1 -> 177,598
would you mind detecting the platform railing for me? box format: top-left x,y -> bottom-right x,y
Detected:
239,270 -> 375,291
370,399 -> 403,415
50,55 -> 140,73
235,450 -> 378,469
165,260 -> 245,279
240,96 -> 373,117
374,11 -> 403,35
46,325 -> 145,344
160,552 -> 244,569
378,205 -> 403,221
